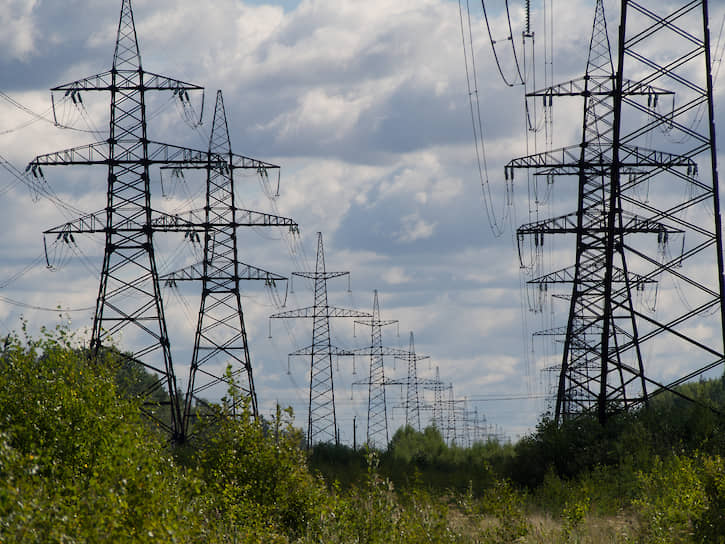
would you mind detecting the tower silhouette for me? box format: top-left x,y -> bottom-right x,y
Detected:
422,366 -> 447,432
270,233 -> 369,447
159,90 -> 296,434
351,290 -> 406,448
508,0 -> 725,422
385,332 -> 430,431
399,332 -> 429,431
28,0 -> 220,440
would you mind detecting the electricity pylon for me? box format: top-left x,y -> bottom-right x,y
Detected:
423,366 -> 447,431
399,332 -> 430,431
351,290 -> 407,448
270,232 -> 370,447
159,90 -> 296,434
444,386 -> 461,446
27,0 -> 221,440
507,0 -> 725,423
386,332 -> 430,431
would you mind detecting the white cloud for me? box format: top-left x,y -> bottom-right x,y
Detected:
396,213 -> 437,242
0,0 -> 40,60
382,266 -> 410,285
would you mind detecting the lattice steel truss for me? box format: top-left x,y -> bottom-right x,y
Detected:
422,366 -> 447,431
508,0 -> 725,423
28,1 -> 292,442
399,332 -> 430,431
159,90 -> 296,434
386,332 -> 430,432
28,0 -> 216,440
351,290 -> 406,448
270,233 -> 370,447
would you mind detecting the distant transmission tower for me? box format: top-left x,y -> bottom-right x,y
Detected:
159,90 -> 296,433
422,366 -> 447,432
399,332 -> 430,431
270,232 -> 370,447
352,290 -> 405,448
28,0 -> 220,440
386,332 -> 430,431
508,0 -> 725,423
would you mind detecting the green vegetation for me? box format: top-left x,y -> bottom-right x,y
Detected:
3,321 -> 725,542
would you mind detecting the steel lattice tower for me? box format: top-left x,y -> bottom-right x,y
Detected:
27,0 -> 227,440
508,0 -> 725,423
386,332 -> 430,431
159,90 -> 296,434
400,332 -> 429,431
422,366 -> 447,432
270,232 -> 370,447
351,290 -> 406,448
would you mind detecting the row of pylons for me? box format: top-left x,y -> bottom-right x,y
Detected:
27,0 -> 483,448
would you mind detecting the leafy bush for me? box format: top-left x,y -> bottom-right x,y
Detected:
0,323 -> 210,542
192,403 -> 333,540
7,320 -> 725,543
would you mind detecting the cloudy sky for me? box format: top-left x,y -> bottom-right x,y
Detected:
1,0 -> 725,444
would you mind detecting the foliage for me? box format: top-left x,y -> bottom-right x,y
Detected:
316,451 -> 465,543
479,480 -> 531,542
6,320 -> 725,543
191,402 -> 333,540
0,323 -> 210,543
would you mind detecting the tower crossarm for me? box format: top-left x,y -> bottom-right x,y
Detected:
51,70 -> 203,93
159,152 -> 279,171
27,141 -> 226,170
353,345 -> 410,357
292,271 -> 348,280
44,210 -> 107,235
526,76 -> 672,98
528,265 -> 656,286
517,211 -> 684,235
506,144 -> 696,174
420,379 -> 446,390
354,318 -> 398,328
151,208 -> 297,230
395,352 -> 430,363
353,375 -> 420,387
288,344 -> 356,357
230,153 -> 279,170
533,326 -> 569,337
160,261 -> 286,284
43,207 -> 297,236
270,306 -> 371,319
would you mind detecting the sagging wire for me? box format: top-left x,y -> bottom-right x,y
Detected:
480,0 -> 526,86
66,237 -> 102,277
162,280 -> 198,330
0,89 -> 55,125
0,95 -> 56,136
0,243 -> 97,313
266,278 -> 289,310
160,167 -> 187,200
43,233 -> 76,272
522,0 -> 543,136
0,253 -> 47,289
258,167 -> 281,201
460,0 -> 512,238
50,91 -> 105,136
5,156 -> 86,220
173,87 -> 205,130
0,294 -> 94,314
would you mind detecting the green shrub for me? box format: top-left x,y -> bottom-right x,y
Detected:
192,402 -> 333,540
0,323 -> 211,542
634,454 -> 707,543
